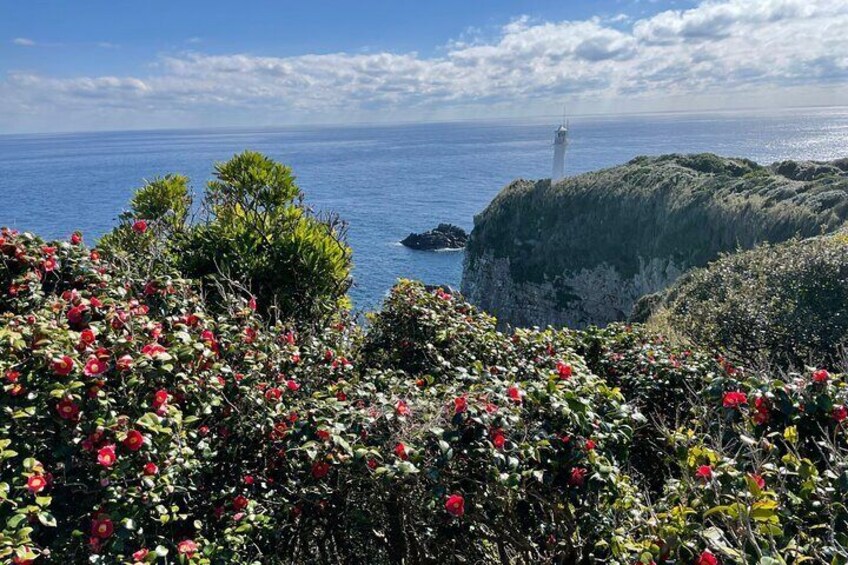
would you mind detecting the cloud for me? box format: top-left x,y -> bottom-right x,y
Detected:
2,0 -> 848,132
11,37 -> 36,46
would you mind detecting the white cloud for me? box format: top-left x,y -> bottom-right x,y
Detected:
11,37 -> 36,46
2,0 -> 848,132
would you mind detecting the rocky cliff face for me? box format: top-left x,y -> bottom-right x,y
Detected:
462,154 -> 848,329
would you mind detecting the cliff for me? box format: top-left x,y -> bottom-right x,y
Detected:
462,153 -> 848,329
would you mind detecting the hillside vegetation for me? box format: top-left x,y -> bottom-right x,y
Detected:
1,153 -> 848,564
463,153 -> 848,328
645,231 -> 848,369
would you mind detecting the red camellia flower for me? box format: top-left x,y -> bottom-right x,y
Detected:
285,379 -> 300,392
568,467 -> 587,486
316,429 -> 331,441
233,495 -> 249,512
116,355 -> 134,371
394,442 -> 409,460
752,396 -> 771,425
143,462 -> 159,476
395,400 -> 411,416
507,385 -> 522,403
749,473 -> 766,490
556,361 -> 573,379
80,329 -> 96,345
27,474 -> 47,494
722,391 -> 748,409
141,343 -> 167,357
91,516 -> 114,539
153,389 -> 169,406
265,387 -> 283,402
812,369 -> 829,383
311,461 -> 330,479
132,220 -> 148,234
453,396 -> 468,414
833,405 -> 848,422
695,465 -> 713,481
177,539 -> 198,559
67,304 -> 89,326
132,548 -> 149,561
42,257 -> 58,272
491,429 -> 506,449
445,494 -> 465,517
56,398 -> 80,420
70,232 -> 82,245
52,355 -> 75,376
696,550 -> 719,565
83,356 -> 107,377
123,430 -> 144,451
97,445 -> 117,467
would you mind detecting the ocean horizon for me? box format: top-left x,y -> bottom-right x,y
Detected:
2,106 -> 847,312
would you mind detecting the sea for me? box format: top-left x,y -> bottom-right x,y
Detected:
1,107 -> 847,312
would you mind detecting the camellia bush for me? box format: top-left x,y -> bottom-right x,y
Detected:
0,228 -> 645,563
2,153 -> 848,564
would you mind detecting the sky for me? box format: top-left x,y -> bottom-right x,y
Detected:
1,0 -> 847,133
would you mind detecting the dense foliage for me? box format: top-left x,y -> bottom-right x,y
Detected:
466,154 -> 848,286
462,153 -> 848,329
655,233 -> 848,369
2,153 -> 848,564
101,151 -> 352,327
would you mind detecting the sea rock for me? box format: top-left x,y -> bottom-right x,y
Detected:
401,224 -> 468,250
461,153 -> 848,329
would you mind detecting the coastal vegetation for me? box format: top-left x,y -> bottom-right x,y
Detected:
2,152 -> 848,564
462,154 -> 848,329
647,232 -> 848,369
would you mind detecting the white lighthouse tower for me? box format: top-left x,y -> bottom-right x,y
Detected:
552,121 -> 568,182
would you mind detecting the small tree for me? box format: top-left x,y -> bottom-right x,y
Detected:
180,151 -> 352,325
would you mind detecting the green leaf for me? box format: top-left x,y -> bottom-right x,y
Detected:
37,512 -> 57,527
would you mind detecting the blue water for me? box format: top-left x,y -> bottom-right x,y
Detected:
2,107 -> 847,311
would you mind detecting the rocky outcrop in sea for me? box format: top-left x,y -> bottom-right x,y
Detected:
401,224 -> 467,250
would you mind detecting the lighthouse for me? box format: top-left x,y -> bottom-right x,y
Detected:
552,122 -> 568,181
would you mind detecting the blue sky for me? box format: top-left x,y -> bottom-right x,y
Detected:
1,0 -> 846,133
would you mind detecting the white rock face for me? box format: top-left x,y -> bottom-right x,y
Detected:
461,251 -> 685,329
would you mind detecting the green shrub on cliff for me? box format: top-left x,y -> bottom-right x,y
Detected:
179,152 -> 352,326
655,233 -> 848,369
99,151 -> 353,327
